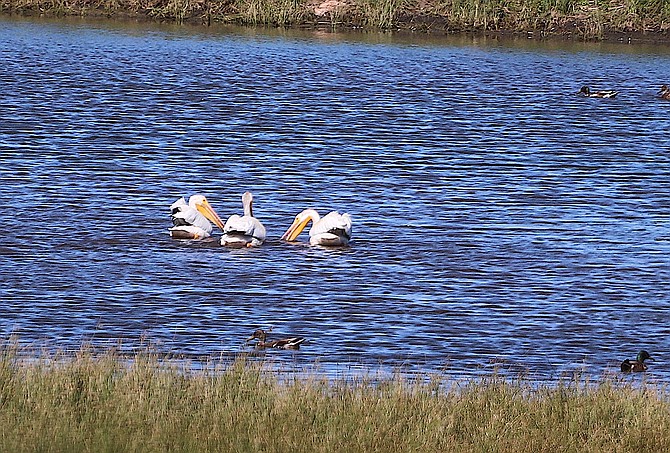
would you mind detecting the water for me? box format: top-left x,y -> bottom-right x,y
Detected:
1,16 -> 669,382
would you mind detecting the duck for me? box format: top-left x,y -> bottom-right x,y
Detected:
246,329 -> 306,350
658,85 -> 670,100
577,86 -> 619,98
220,192 -> 266,247
620,350 -> 654,372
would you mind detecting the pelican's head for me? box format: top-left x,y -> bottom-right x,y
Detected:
242,191 -> 254,217
189,194 -> 225,231
281,209 -> 320,242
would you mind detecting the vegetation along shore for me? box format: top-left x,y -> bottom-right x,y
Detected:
2,344 -> 670,452
1,0 -> 670,41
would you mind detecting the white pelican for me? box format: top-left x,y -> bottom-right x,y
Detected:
220,191 -> 266,247
169,195 -> 225,240
281,209 -> 352,246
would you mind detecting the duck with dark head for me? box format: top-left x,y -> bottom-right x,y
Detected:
577,85 -> 619,98
620,350 -> 654,372
246,328 -> 306,350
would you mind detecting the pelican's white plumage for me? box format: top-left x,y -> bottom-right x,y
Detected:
169,194 -> 225,240
281,209 -> 352,246
220,192 -> 266,247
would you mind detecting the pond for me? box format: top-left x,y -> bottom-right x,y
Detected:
1,16 -> 669,382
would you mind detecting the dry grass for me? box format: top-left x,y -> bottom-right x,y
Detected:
234,0 -> 307,26
1,343 -> 670,452
1,0 -> 670,37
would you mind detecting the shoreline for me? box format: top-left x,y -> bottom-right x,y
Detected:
2,0 -> 670,44
2,345 -> 670,451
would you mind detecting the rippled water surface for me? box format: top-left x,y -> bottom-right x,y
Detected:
2,16 -> 670,381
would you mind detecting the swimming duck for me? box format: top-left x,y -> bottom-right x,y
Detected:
246,329 -> 306,350
578,86 -> 619,98
658,85 -> 670,100
620,350 -> 654,372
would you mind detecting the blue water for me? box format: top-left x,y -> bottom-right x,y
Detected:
1,16 -> 670,381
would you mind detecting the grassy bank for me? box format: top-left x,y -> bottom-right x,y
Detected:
1,344 -> 670,452
1,0 -> 670,39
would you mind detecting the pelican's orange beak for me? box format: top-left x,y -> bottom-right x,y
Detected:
281,216 -> 311,242
195,198 -> 226,231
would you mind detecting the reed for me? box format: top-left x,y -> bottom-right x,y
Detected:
233,0 -> 307,26
2,0 -> 670,38
1,343 -> 670,452
356,0 -> 411,29
424,0 -> 670,38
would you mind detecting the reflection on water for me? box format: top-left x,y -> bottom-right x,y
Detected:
1,16 -> 669,382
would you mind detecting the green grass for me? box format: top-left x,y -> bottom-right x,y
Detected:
1,343 -> 670,452
2,0 -> 670,38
